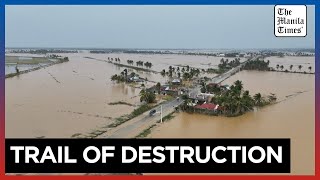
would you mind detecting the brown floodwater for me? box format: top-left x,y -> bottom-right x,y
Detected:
5,52 -> 223,138
150,70 -> 315,175
5,53 -> 315,174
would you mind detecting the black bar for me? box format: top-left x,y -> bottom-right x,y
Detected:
5,138 -> 290,173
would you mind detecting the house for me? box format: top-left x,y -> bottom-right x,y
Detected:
194,103 -> 217,110
194,103 -> 222,111
171,78 -> 181,85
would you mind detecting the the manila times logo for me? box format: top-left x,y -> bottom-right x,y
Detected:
274,5 -> 307,37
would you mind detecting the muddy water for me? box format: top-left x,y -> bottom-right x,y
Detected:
6,53 -> 143,138
5,53 -> 315,174
267,56 -> 314,73
150,70 -> 315,175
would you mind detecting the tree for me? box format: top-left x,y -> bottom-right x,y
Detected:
161,69 -> 166,77
234,80 -> 243,91
139,89 -> 156,103
276,64 -> 279,70
253,93 -> 263,106
15,65 -> 20,74
289,65 -> 293,70
280,65 -> 284,71
156,82 -> 161,94
308,66 -> 312,72
298,65 -> 303,71
268,93 -> 277,103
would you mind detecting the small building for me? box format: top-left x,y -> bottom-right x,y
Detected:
171,79 -> 181,85
194,103 -> 222,111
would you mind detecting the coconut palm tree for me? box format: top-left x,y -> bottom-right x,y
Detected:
253,93 -> 263,106
234,80 -> 243,91
139,89 -> 147,102
156,82 -> 161,94
280,65 -> 284,71
161,69 -> 166,77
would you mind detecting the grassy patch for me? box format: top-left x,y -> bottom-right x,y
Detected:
135,124 -> 157,138
158,112 -> 175,123
129,104 -> 154,118
6,56 -> 51,64
107,104 -> 155,128
162,95 -> 174,101
71,133 -> 83,138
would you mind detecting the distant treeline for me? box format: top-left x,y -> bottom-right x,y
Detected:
9,49 -> 78,54
89,49 -> 246,57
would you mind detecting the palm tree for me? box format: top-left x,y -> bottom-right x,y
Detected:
280,65 -> 284,71
289,65 -> 293,71
123,69 -> 128,81
161,69 -> 165,77
298,65 -> 303,71
156,82 -> 161,94
253,93 -> 263,106
268,93 -> 277,103
139,89 -> 147,102
234,80 -> 243,91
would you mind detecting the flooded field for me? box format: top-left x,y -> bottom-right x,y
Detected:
150,70 -> 315,175
267,56 -> 314,73
6,53 -> 142,138
5,53 -> 315,174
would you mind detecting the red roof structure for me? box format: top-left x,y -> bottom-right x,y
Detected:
194,103 -> 217,110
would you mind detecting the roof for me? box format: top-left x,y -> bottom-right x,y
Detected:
172,79 -> 181,83
194,103 -> 217,110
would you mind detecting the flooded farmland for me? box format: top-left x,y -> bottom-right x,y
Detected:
5,53 -> 315,174
149,70 -> 315,175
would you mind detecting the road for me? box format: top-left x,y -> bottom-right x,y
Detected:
98,56 -> 258,138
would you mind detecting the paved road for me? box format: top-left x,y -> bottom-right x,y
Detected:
99,56 -> 258,138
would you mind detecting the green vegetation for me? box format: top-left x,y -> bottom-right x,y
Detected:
135,124 -> 157,138
206,58 -> 241,74
159,112 -> 175,122
139,89 -> 156,103
160,65 -> 200,81
107,104 -> 154,128
136,111 -> 176,138
6,56 -> 51,64
111,73 -> 126,83
108,101 -> 134,106
243,59 -> 270,71
181,80 -> 277,117
5,56 -> 69,79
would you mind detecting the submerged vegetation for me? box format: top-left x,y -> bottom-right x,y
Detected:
108,101 -> 134,106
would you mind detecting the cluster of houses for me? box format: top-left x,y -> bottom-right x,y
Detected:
127,73 -> 145,83
186,83 -> 230,112
147,78 -> 183,96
